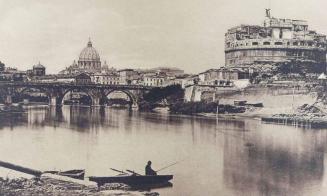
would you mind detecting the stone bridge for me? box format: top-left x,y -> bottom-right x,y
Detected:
0,82 -> 154,109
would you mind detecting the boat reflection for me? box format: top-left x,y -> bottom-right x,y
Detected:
130,181 -> 173,191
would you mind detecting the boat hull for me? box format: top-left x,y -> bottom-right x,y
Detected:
89,175 -> 173,186
44,169 -> 85,180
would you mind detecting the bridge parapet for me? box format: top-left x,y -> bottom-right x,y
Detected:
0,82 -> 154,90
0,82 -> 154,108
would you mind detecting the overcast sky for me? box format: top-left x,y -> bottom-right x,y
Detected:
1,0 -> 327,74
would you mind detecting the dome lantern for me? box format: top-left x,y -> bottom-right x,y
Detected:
87,37 -> 92,47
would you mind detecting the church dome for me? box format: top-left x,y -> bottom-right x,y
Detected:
78,39 -> 100,62
77,38 -> 102,72
33,61 -> 45,69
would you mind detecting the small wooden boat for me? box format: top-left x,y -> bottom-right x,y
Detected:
89,174 -> 173,186
234,100 -> 247,106
245,103 -> 264,107
43,169 -> 85,180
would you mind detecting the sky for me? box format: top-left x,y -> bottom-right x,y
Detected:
1,0 -> 327,74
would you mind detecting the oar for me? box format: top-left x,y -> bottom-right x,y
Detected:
110,168 -> 127,174
126,169 -> 142,176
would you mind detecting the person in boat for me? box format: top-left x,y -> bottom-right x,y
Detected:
145,161 -> 157,176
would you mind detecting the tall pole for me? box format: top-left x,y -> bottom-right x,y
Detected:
292,85 -> 295,111
216,99 -> 219,118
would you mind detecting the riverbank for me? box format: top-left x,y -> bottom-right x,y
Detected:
260,102 -> 327,128
0,176 -> 159,196
262,114 -> 327,128
168,104 -> 295,121
146,101 -> 327,129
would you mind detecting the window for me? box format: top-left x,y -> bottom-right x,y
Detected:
263,42 -> 270,45
252,42 -> 258,46
275,42 -> 283,45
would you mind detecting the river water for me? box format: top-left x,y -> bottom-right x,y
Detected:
0,106 -> 327,196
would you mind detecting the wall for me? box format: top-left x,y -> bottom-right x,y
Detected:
184,84 -> 317,115
184,86 -> 205,102
184,85 -> 238,102
272,28 -> 281,39
218,85 -> 317,114
225,48 -> 326,73
282,29 -> 292,39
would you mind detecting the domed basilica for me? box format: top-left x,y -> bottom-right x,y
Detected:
60,38 -> 112,74
78,39 -> 101,71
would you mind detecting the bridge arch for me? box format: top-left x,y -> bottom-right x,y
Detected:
58,88 -> 94,106
13,86 -> 50,104
104,89 -> 138,108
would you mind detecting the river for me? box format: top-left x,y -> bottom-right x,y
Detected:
0,106 -> 326,196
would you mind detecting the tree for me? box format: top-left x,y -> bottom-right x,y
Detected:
143,85 -> 184,103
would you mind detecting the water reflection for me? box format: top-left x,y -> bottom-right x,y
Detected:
0,106 -> 327,195
131,182 -> 173,191
223,123 -> 326,196
26,106 -> 133,132
0,113 -> 28,129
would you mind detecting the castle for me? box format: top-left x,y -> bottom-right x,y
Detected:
224,9 -> 327,73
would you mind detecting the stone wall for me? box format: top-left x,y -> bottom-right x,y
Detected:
218,85 -> 317,111
185,84 -> 317,114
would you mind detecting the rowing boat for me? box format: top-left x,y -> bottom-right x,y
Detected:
43,169 -> 85,180
89,174 -> 173,186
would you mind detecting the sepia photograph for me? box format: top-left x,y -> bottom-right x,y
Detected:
1,0 -> 327,195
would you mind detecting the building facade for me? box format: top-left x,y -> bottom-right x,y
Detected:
75,73 -> 92,84
118,69 -> 140,85
166,75 -> 192,89
198,68 -> 251,86
225,10 -> 327,73
32,73 -> 91,84
143,74 -> 167,87
92,73 -> 120,85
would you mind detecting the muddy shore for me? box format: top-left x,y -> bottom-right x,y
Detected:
0,176 -> 159,196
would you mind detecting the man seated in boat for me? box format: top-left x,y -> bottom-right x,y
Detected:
145,161 -> 157,176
